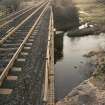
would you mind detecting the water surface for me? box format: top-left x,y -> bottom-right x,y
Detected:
55,33 -> 105,100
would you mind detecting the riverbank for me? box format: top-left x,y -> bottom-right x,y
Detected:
68,23 -> 105,37
56,79 -> 105,105
74,0 -> 105,25
56,45 -> 105,105
67,0 -> 105,37
53,0 -> 105,36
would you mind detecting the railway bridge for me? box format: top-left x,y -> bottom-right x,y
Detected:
0,1 -> 55,105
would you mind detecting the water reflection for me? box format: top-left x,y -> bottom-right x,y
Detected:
54,33 -> 105,101
54,33 -> 64,64
53,0 -> 80,30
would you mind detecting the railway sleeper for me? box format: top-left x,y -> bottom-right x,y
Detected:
32,31 -> 38,34
28,37 -> 35,40
24,47 -> 31,50
29,36 -> 35,38
0,48 -> 17,52
2,43 -> 20,47
0,89 -> 13,95
3,58 -> 26,63
7,76 -> 18,81
17,58 -> 26,62
12,35 -> 26,38
33,29 -> 39,33
0,47 -> 17,49
28,39 -> 34,42
25,42 -> 33,46
8,37 -> 25,40
9,67 -> 22,76
21,52 -> 29,56
35,26 -> 41,30
12,67 -> 22,72
0,53 -> 14,57
5,39 -> 23,43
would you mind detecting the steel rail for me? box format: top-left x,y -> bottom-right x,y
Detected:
0,1 -> 48,45
0,2 -> 49,86
0,1 -> 45,28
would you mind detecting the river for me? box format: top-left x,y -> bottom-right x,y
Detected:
54,33 -> 105,101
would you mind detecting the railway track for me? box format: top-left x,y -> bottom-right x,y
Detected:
0,7 -> 31,25
0,1 -> 47,38
0,1 -> 44,25
0,1 -> 50,97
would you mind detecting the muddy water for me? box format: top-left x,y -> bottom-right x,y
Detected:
54,33 -> 105,101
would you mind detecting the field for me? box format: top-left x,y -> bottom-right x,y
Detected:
74,0 -> 105,25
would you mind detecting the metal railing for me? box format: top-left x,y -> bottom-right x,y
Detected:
43,6 -> 55,105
